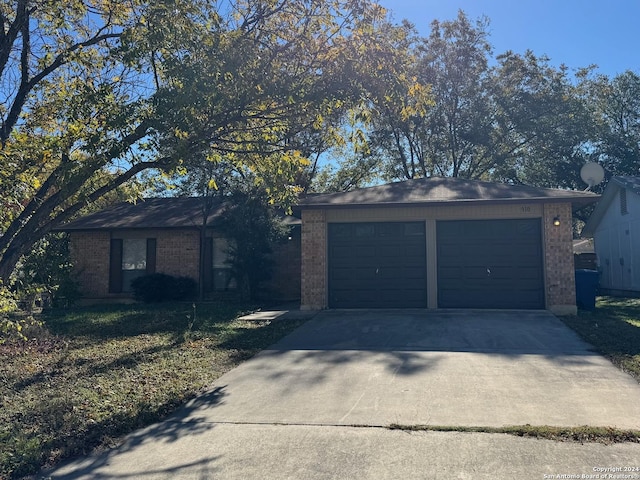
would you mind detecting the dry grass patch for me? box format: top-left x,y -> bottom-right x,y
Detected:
0,302 -> 307,479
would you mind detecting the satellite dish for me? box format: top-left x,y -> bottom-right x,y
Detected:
580,162 -> 605,189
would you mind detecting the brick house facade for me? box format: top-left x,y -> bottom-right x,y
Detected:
61,198 -> 301,302
298,178 -> 598,315
62,180 -> 596,312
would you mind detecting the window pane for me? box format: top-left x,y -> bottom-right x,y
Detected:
122,238 -> 147,270
355,224 -> 375,237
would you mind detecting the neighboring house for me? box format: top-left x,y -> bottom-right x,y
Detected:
56,197 -> 301,301
296,177 -> 598,315
582,176 -> 640,295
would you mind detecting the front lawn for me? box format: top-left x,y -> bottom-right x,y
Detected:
0,302 -> 307,479
560,296 -> 640,381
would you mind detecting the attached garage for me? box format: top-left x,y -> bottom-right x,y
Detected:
437,219 -> 544,309
298,177 -> 599,315
328,222 -> 426,308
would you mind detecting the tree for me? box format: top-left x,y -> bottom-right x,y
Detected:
578,70 -> 640,181
0,0 -> 200,283
0,0 -> 381,284
362,11 -> 493,180
306,13 -> 430,191
487,51 -> 593,189
217,188 -> 288,301
360,11 -> 593,187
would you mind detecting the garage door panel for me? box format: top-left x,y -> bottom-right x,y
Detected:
332,244 -> 376,259
328,222 -> 427,308
377,243 -> 424,257
437,219 -> 544,309
376,266 -> 426,280
331,268 -> 378,284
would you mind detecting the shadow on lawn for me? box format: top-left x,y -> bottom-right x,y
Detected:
45,308 -> 194,339
217,317 -> 309,353
43,387 -> 227,479
564,301 -> 640,358
13,342 -> 176,393
44,302 -> 253,340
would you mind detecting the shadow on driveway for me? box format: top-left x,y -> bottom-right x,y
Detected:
175,309 -> 640,429
47,387 -> 227,479
270,309 -> 599,355
45,310 -> 640,480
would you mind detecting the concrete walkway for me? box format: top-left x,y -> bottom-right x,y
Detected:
45,310 -> 640,479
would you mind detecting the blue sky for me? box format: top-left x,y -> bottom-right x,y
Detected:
376,0 -> 639,77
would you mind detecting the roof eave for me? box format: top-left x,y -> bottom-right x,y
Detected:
297,196 -> 599,211
582,183 -> 621,236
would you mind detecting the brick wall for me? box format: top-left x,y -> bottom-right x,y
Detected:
543,203 -> 577,315
263,225 -> 301,302
69,231 -> 111,297
299,203 -> 578,313
71,227 -> 297,301
300,210 -> 327,310
71,229 -> 201,298
155,230 -> 200,280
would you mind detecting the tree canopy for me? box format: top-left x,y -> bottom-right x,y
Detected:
2,2 -> 639,285
312,10 -> 639,193
0,0 -> 383,283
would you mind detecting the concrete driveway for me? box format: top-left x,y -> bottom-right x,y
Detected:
46,310 -> 640,479
173,309 -> 640,429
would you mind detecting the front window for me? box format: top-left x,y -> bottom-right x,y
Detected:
109,237 -> 156,294
212,237 -> 236,290
121,238 -> 148,292
122,238 -> 147,271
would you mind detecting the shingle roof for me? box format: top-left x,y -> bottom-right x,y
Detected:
582,176 -> 640,236
298,177 -> 599,210
612,176 -> 640,194
57,197 -> 301,231
57,197 -> 227,231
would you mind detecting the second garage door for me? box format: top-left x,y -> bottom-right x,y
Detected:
437,219 -> 544,309
328,222 -> 427,308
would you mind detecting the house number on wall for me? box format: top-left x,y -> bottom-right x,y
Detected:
521,206 -> 531,213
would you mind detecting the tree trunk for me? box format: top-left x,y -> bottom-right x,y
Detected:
0,158 -> 162,285
0,235 -> 36,285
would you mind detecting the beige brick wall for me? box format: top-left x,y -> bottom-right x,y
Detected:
69,231 -> 111,297
301,210 -> 327,310
543,203 -> 577,315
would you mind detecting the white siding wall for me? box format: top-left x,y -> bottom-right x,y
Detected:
593,188 -> 640,291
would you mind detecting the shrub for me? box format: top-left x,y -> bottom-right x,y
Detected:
0,283 -> 45,344
131,274 -> 197,303
12,233 -> 81,308
173,276 -> 198,301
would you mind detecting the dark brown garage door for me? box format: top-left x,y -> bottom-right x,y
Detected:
437,219 -> 544,309
328,222 -> 427,308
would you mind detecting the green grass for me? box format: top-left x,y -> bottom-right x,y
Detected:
560,296 -> 640,381
0,301 -> 308,479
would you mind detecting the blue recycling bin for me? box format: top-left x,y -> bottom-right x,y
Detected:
575,269 -> 599,310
